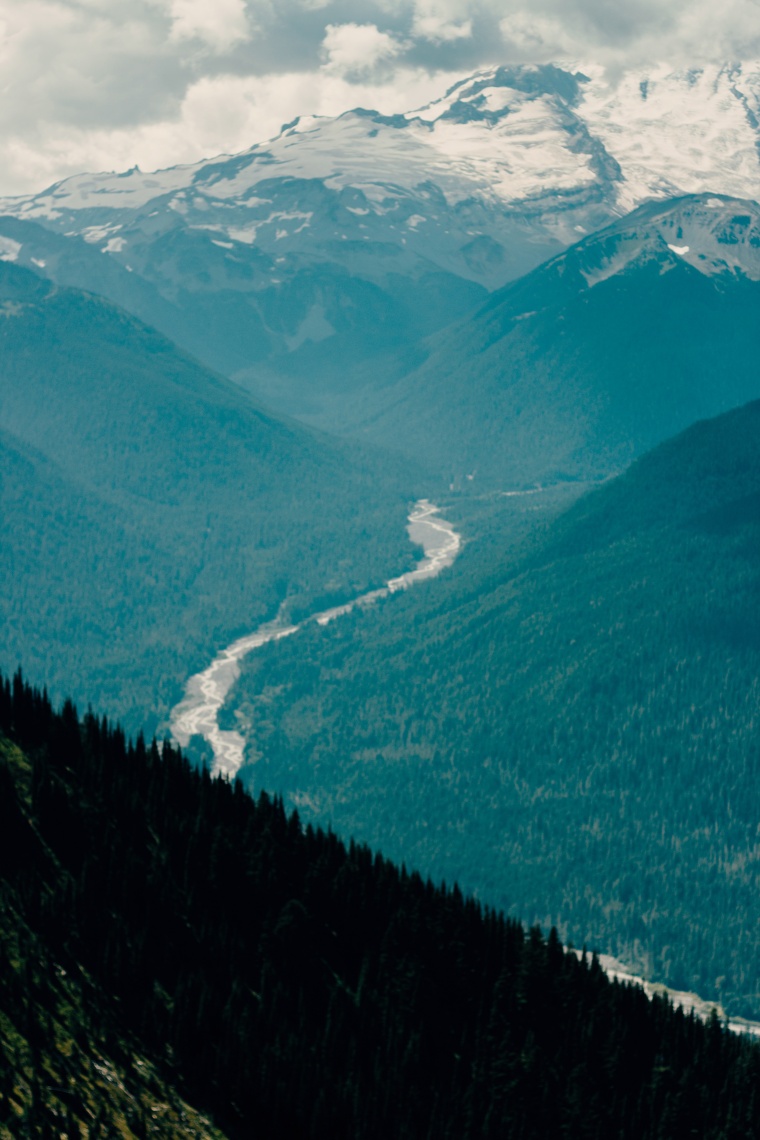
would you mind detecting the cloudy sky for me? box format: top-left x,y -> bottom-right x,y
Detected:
2,0 -> 760,196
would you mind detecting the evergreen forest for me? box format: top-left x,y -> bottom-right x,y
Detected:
227,398 -> 760,1018
3,672 -> 760,1138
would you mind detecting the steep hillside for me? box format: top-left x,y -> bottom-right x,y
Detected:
2,672 -> 759,1139
225,397 -> 760,1016
337,195 -> 760,484
0,261 -> 414,733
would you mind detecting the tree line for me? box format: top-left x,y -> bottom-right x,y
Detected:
2,669 -> 760,1138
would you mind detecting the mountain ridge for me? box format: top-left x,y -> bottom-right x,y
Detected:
4,62 -> 760,401
7,61 -> 760,241
329,193 -> 760,485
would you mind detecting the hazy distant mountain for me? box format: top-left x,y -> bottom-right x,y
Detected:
0,260 -> 412,731
338,194 -> 760,485
3,62 -> 760,403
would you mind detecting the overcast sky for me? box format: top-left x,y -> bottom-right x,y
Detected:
2,0 -> 760,196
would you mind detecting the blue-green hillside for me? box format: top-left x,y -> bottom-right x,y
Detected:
0,261 -> 415,733
337,196 -> 760,487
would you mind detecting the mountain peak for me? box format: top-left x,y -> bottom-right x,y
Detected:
430,62 -> 587,116
557,194 -> 760,287
7,60 -> 760,230
3,64 -> 760,393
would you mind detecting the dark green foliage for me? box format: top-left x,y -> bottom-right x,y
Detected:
0,704 -> 227,1138
2,671 -> 760,1138
229,399 -> 760,1018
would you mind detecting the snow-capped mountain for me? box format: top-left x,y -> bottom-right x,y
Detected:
502,193 -> 760,293
5,62 -> 760,254
2,62 -> 760,395
0,64 -> 621,292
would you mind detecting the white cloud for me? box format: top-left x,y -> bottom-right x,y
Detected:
0,64 -> 453,195
498,0 -> 760,66
169,0 -> 251,52
499,13 -> 580,58
4,0 -> 760,196
412,0 -> 473,44
321,22 -> 407,80
671,0 -> 760,61
413,15 -> 472,42
0,0 -> 180,136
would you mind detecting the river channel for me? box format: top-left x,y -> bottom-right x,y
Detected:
170,499 -> 461,780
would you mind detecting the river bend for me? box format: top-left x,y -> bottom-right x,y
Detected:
170,500 -> 460,780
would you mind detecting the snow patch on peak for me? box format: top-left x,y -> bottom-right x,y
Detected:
33,166 -> 196,213
0,236 -> 21,262
227,224 -> 258,245
2,62 -> 760,296
580,242 -> 647,288
579,63 -> 760,213
570,195 -> 760,288
83,223 -> 122,244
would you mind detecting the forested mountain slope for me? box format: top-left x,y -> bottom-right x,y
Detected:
0,260 -> 414,733
2,672 -> 759,1139
333,195 -> 760,485
227,397 -> 760,1017
0,208 -> 488,412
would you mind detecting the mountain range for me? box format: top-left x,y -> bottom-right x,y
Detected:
4,56 -> 760,1098
3,61 -> 760,407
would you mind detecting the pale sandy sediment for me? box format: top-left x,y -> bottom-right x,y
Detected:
170,500 -> 460,779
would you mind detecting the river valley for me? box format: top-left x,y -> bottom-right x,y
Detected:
169,491 -> 760,1043
170,499 -> 461,780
